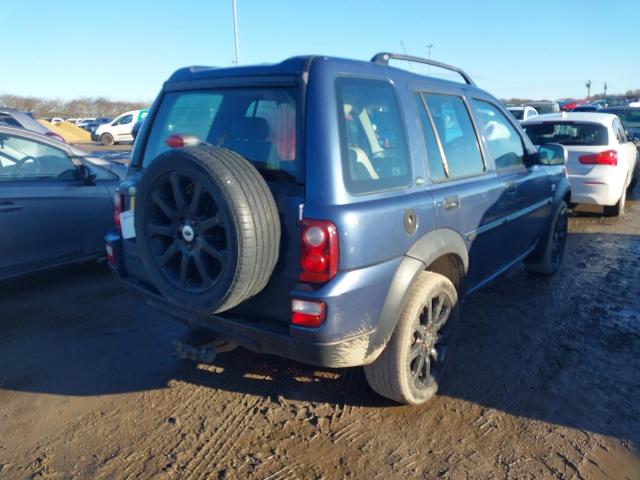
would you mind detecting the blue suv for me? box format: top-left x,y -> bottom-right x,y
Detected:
105,53 -> 570,405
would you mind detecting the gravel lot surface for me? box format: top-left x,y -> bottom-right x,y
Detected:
1,188 -> 638,480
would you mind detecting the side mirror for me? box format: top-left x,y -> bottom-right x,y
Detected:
537,143 -> 567,165
77,164 -> 97,185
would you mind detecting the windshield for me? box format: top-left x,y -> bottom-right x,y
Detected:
142,88 -> 299,182
508,109 -> 524,120
524,122 -> 608,146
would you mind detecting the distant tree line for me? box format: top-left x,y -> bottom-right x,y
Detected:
0,94 -> 149,119
502,88 -> 640,105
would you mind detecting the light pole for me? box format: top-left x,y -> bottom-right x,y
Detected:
426,44 -> 433,59
232,0 -> 239,65
603,81 -> 608,97
585,80 -> 591,99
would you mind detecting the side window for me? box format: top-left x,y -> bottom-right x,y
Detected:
336,77 -> 411,194
472,100 -> 525,169
118,114 -> 133,126
415,95 -> 446,181
613,118 -> 627,143
422,93 -> 484,178
0,134 -> 76,181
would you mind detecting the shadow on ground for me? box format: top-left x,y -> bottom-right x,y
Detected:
1,218 -> 638,448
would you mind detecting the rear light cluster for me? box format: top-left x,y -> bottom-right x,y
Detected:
113,192 -> 125,232
165,134 -> 200,148
579,150 -> 618,166
106,244 -> 116,268
290,219 -> 339,328
299,219 -> 338,283
291,299 -> 325,327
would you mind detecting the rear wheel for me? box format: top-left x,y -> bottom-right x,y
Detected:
364,272 -> 459,405
100,133 -> 114,146
603,188 -> 626,217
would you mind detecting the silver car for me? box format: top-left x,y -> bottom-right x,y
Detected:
0,125 -> 127,280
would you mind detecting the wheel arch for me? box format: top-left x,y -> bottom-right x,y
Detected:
364,228 -> 468,363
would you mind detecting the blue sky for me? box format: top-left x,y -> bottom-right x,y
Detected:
5,0 -> 638,102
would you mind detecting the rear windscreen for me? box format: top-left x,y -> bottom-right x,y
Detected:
142,88 -> 299,182
524,122 -> 608,146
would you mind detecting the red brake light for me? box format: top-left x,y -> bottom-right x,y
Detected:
106,244 -> 116,267
113,192 -> 124,231
299,219 -> 338,283
291,299 -> 326,327
579,150 -> 618,166
165,134 -> 200,148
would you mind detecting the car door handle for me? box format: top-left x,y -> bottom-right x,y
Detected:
444,195 -> 460,210
505,182 -> 517,195
0,201 -> 22,213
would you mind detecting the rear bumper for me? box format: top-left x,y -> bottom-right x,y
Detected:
121,275 -> 376,368
569,173 -> 625,206
104,230 -> 384,368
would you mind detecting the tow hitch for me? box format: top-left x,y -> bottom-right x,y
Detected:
172,331 -> 238,364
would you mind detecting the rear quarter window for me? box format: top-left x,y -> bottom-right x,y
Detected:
336,77 -> 411,194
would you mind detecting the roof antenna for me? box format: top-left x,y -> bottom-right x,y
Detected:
400,41 -> 414,72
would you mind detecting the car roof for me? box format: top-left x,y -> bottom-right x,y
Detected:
165,55 -> 488,95
521,112 -> 617,126
507,106 -> 525,111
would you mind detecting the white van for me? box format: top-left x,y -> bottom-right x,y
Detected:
94,109 -> 148,145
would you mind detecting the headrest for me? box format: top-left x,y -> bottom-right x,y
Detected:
229,117 -> 270,140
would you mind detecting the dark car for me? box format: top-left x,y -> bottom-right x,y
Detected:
603,106 -> 640,181
571,104 -> 603,112
601,107 -> 640,142
131,119 -> 144,140
105,53 -> 570,405
0,108 -> 66,143
0,125 -> 126,281
79,117 -> 112,134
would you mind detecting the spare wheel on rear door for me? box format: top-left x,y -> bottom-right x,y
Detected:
134,144 -> 281,314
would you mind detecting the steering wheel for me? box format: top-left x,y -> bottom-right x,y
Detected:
15,155 -> 41,175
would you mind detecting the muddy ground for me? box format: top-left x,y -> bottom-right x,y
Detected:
1,189 -> 639,480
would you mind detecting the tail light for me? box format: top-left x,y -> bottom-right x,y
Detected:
299,219 -> 338,283
113,192 -> 124,232
291,299 -> 326,327
165,134 -> 200,148
106,244 -> 116,267
579,150 -> 617,166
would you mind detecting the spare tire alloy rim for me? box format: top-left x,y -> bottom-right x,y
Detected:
551,205 -> 568,270
410,292 -> 452,390
146,172 -> 229,293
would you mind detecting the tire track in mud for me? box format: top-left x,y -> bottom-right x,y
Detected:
184,395 -> 262,479
116,382 -> 214,479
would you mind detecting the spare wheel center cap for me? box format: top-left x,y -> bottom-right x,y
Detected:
181,224 -> 195,242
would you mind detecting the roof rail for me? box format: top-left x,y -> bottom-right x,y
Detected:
371,52 -> 475,86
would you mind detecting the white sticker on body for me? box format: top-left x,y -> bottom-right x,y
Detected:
120,210 -> 136,239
